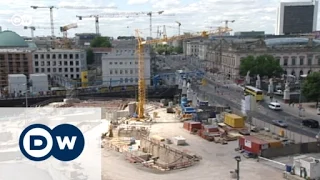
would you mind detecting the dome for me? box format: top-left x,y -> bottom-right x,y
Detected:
0,30 -> 28,47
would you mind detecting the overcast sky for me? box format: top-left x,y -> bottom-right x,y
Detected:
0,0 -> 318,39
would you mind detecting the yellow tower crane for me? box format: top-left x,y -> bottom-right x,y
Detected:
60,23 -> 78,49
135,26 -> 233,120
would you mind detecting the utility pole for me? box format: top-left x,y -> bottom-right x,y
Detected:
235,156 -> 241,180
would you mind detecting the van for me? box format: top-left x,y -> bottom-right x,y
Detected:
268,102 -> 282,111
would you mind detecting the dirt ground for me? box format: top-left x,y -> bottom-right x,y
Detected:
102,119 -> 285,180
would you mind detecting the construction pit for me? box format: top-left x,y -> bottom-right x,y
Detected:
102,102 -> 202,172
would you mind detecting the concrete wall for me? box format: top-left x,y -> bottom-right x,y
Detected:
261,142 -> 320,158
251,118 -> 316,143
140,138 -> 192,168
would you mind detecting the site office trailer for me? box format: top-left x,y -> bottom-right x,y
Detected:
239,136 -> 269,155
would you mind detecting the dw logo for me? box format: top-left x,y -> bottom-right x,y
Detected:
19,124 -> 85,161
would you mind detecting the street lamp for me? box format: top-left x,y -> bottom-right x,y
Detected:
234,156 -> 241,180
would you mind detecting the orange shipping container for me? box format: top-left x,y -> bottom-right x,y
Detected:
269,141 -> 283,148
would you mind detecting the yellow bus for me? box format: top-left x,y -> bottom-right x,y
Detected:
244,86 -> 264,101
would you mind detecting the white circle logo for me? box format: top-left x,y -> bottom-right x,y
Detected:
11,14 -> 33,26
22,127 -> 53,159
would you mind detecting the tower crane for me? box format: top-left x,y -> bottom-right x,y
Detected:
222,20 -> 235,29
134,26 -> 233,120
147,11 -> 164,38
30,5 -> 117,37
175,21 -> 181,35
23,26 -> 54,38
60,23 -> 78,49
76,12 -> 144,35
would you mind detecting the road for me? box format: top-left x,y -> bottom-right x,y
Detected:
161,55 -> 319,138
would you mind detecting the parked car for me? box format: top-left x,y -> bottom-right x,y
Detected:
268,102 -> 282,111
272,120 -> 288,128
302,119 -> 319,128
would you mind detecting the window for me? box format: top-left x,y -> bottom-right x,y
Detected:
125,70 -> 128,74
41,54 -> 44,59
71,74 -> 74,79
35,54 -> 38,59
115,62 -> 118,65
109,62 -> 113,65
80,54 -> 84,58
120,62 -> 123,65
52,54 -> 56,59
110,70 -> 113,74
53,61 -> 56,66
70,68 -> 74,72
59,61 -> 62,66
47,68 -> 50,72
76,74 -> 80,78
64,68 -> 68,72
35,68 -> 39,73
130,78 -> 133,82
76,61 -> 79,66
308,58 -> 312,65
130,62 -> 132,65
291,57 -> 296,65
65,74 -> 68,78
120,70 -> 123,74
125,78 -> 128,83
76,68 -> 79,72
300,57 -> 304,65
46,54 -> 50,59
35,61 -> 39,66
59,68 -> 62,72
64,61 -> 68,66
41,61 -> 44,66
70,61 -> 74,66
47,61 -> 50,66
41,68 -> 45,72
283,58 -> 288,66
58,54 -> 62,59
135,62 -> 138,65
63,54 -> 68,59
75,54 -> 79,59
69,54 -> 73,59
115,70 -> 118,74
130,69 -> 133,74
53,68 -> 56,72
120,78 -> 123,83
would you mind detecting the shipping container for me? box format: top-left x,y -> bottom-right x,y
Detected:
202,124 -> 219,133
189,121 -> 201,131
239,136 -> 269,155
224,113 -> 245,128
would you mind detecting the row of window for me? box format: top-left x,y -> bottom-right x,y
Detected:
34,61 -> 80,67
34,53 -> 84,60
109,61 -> 138,65
118,78 -> 139,83
34,67 -> 80,73
281,57 -> 320,66
110,69 -> 139,74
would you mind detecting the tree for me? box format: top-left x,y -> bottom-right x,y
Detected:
174,46 -> 183,54
302,72 -> 320,106
239,55 -> 284,78
86,48 -> 94,65
90,36 -> 112,48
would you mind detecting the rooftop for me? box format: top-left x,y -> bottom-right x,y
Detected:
34,49 -> 86,53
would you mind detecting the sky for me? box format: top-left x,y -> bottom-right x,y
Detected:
0,0 -> 318,39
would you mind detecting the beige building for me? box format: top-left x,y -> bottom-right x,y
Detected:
202,38 -> 320,79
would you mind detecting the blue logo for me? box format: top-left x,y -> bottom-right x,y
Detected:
19,124 -> 85,161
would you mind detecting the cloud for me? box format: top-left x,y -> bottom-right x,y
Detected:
127,0 -> 149,5
0,0 -> 317,38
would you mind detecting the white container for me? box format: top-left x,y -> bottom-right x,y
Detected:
172,136 -> 186,145
30,73 -> 49,93
8,74 -> 27,94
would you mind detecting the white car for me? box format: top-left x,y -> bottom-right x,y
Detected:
268,102 -> 282,111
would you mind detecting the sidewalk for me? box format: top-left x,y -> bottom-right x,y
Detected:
265,96 -> 320,121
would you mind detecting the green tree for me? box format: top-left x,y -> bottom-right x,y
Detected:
90,36 -> 112,48
302,72 -> 320,106
86,48 -> 94,65
239,55 -> 284,78
174,46 -> 183,54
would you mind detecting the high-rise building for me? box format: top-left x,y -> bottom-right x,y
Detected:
276,0 -> 318,35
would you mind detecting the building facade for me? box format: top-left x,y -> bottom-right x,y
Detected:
0,31 -> 34,88
206,38 -> 320,80
32,49 -> 87,80
276,1 -> 318,35
101,40 -> 151,86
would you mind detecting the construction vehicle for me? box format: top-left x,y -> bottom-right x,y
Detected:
135,26 -> 233,120
60,23 -> 78,49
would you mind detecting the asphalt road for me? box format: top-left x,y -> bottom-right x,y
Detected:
162,55 -> 319,138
